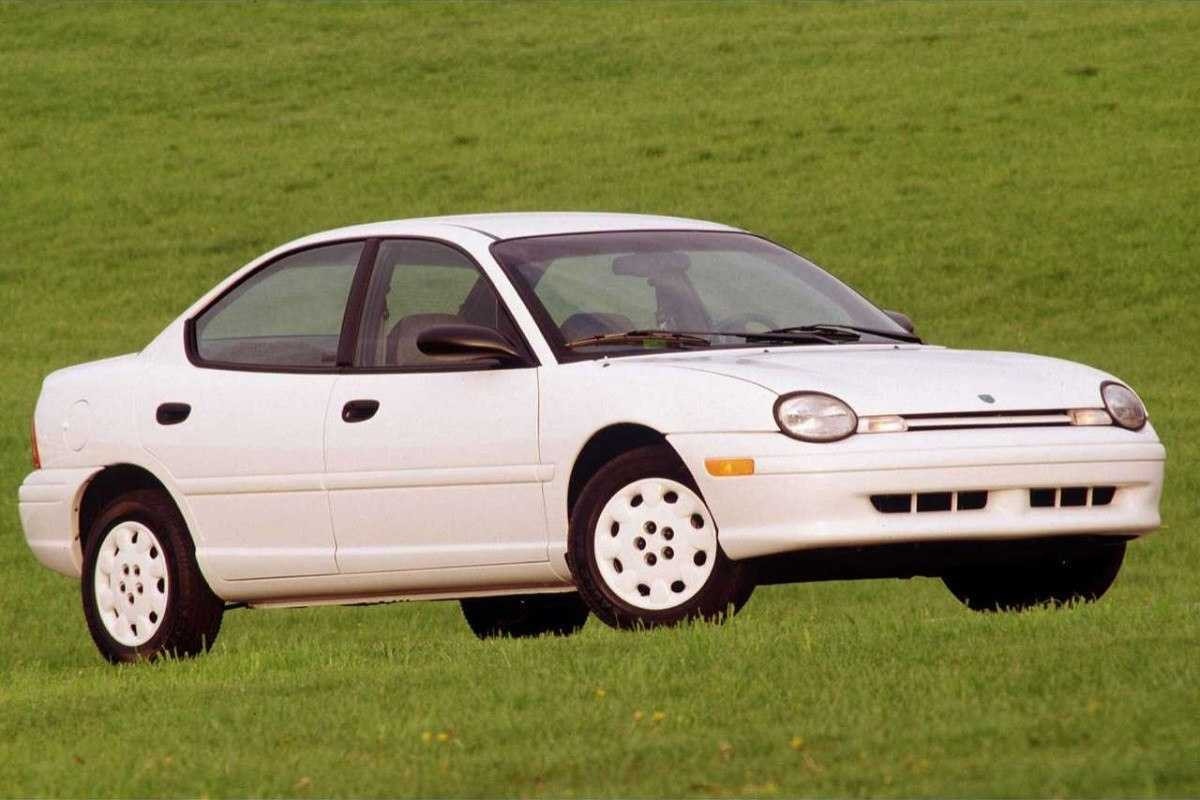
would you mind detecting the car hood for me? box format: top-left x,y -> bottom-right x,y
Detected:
644,345 -> 1116,417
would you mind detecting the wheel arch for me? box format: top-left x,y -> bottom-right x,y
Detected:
77,463 -> 183,552
566,423 -> 694,516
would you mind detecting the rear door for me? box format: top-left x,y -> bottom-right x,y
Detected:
323,238 -> 547,574
138,240 -> 366,580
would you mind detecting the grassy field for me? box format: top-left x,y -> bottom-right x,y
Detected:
2,2 -> 1198,796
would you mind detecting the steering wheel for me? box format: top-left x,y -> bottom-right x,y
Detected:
714,312 -> 779,334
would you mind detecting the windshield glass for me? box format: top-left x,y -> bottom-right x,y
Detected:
491,231 -> 907,356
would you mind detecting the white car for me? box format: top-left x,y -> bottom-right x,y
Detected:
19,213 -> 1165,662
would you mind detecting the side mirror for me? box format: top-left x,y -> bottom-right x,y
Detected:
884,309 -> 916,335
416,324 -> 525,364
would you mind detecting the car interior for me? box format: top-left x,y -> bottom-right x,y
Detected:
355,243 -> 524,368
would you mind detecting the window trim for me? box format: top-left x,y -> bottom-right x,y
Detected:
337,238 -> 381,368
185,235 -> 539,374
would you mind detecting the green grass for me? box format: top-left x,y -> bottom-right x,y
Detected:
2,2 -> 1198,796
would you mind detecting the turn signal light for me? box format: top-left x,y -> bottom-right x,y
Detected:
1069,408 -> 1113,427
859,415 -> 908,433
705,458 -> 755,477
30,416 -> 41,469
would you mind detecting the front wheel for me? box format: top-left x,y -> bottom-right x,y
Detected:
81,489 -> 224,663
943,542 -> 1127,612
568,445 -> 753,630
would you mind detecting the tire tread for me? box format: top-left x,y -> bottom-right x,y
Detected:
82,489 -> 224,663
568,444 -> 752,629
943,542 -> 1126,612
460,593 -> 589,639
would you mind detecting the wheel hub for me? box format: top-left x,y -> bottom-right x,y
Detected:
593,478 -> 717,610
93,521 -> 169,647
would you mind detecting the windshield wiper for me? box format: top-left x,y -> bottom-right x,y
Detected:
761,323 -> 922,344
720,329 -> 844,344
564,330 -> 714,349
566,328 -> 845,349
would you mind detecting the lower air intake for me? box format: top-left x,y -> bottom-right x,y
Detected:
870,490 -> 989,514
1030,486 -> 1117,508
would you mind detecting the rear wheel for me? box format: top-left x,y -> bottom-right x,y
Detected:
943,542 -> 1126,612
568,444 -> 753,629
460,593 -> 589,639
81,489 -> 224,663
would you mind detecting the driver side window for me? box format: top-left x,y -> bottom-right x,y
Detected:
355,239 -> 521,369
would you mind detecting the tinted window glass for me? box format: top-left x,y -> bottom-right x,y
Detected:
195,241 -> 361,367
686,250 -> 842,327
532,254 -> 657,332
494,231 -> 904,353
356,240 -> 519,368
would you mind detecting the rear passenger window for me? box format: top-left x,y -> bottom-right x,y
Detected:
194,241 -> 362,368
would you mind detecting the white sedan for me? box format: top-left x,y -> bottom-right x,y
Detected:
19,213 -> 1165,662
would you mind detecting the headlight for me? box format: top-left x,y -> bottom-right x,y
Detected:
774,392 -> 858,442
1101,381 -> 1147,431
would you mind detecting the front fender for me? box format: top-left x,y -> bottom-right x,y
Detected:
538,360 -> 779,578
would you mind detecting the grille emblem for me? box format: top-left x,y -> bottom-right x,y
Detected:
978,393 -> 996,404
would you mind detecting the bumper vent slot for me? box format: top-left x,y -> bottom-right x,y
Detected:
871,490 -> 989,514
1030,488 -> 1055,507
957,490 -> 988,510
871,494 -> 913,514
916,492 -> 952,512
1029,486 -> 1117,508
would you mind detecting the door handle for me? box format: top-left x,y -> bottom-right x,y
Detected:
341,399 -> 380,423
156,402 -> 191,426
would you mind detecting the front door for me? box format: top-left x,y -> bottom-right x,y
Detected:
138,240 -> 365,580
323,238 -> 547,574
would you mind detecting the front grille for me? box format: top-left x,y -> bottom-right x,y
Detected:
900,409 -> 1072,431
1030,486 -> 1116,508
871,490 -> 988,514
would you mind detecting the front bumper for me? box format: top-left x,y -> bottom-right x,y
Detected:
668,425 -> 1165,561
17,467 -> 99,577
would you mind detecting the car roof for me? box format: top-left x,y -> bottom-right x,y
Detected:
290,212 -> 741,247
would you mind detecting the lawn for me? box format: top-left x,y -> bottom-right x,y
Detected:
1,2 -> 1198,796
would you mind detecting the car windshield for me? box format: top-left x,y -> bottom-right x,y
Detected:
491,230 -> 909,356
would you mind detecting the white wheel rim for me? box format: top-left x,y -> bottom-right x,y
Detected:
93,521 -> 169,647
593,478 -> 718,611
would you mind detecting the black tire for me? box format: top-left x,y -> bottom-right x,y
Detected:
460,593 -> 589,639
943,541 -> 1127,612
567,444 -> 753,630
81,489 -> 224,663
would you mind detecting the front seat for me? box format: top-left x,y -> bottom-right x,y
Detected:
387,313 -> 464,366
